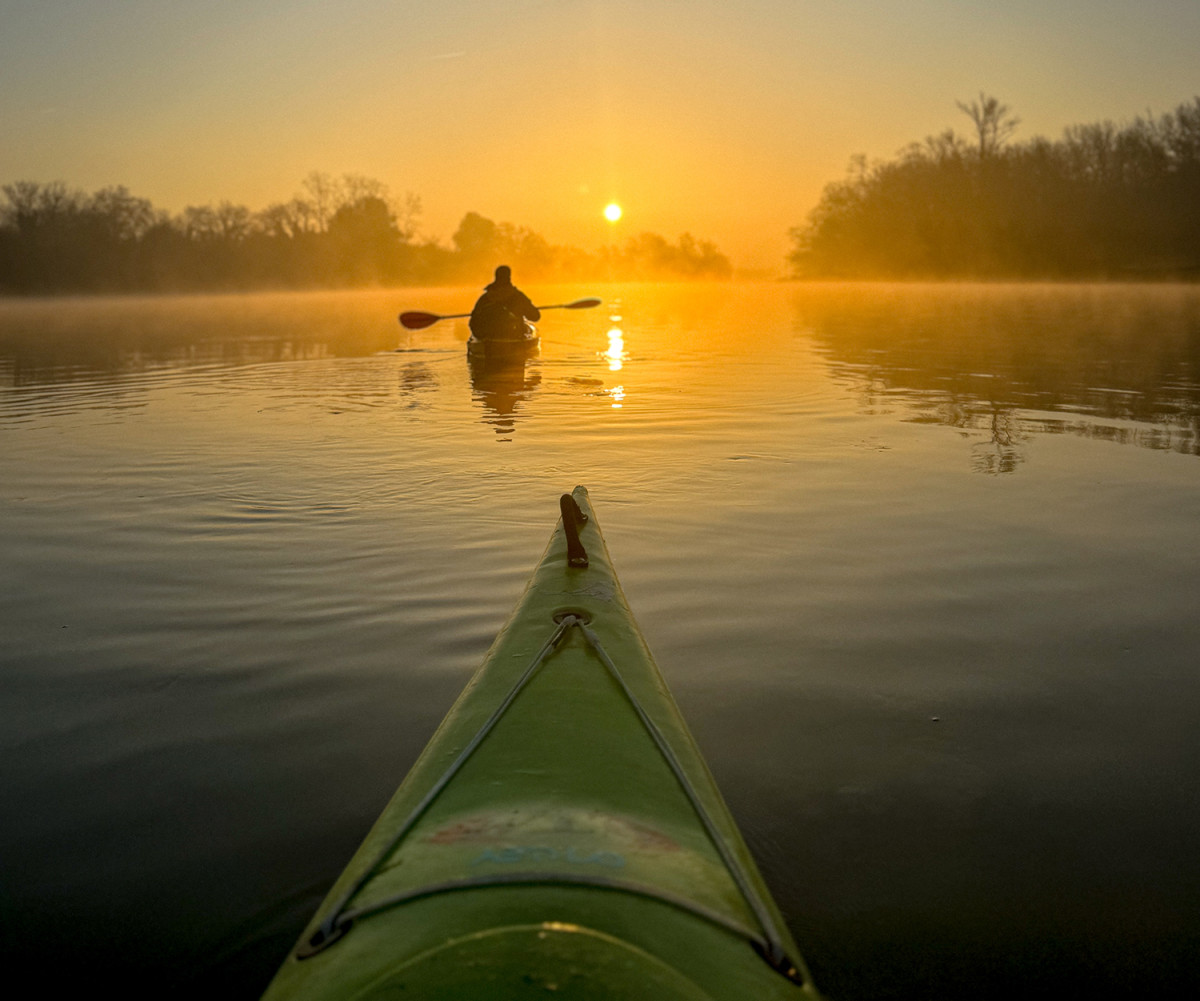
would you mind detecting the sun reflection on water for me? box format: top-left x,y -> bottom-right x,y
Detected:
605,327 -> 625,372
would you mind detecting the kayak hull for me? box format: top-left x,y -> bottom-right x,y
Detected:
466,321 -> 539,359
261,487 -> 819,1000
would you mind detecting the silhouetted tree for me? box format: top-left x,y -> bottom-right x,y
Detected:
617,232 -> 732,278
452,212 -> 499,258
957,92 -> 1020,160
0,174 -> 733,292
790,95 -> 1200,279
327,196 -> 407,284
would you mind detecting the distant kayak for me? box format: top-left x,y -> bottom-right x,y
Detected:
260,487 -> 819,1000
399,296 -> 600,356
466,318 -> 540,360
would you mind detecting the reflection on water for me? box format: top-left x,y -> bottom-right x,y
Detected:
604,325 -> 625,372
7,284 -> 1197,469
468,353 -> 542,440
3,282 -> 1200,1001
395,360 -> 439,409
796,283 -> 1200,470
602,315 -> 628,407
0,290 -> 406,388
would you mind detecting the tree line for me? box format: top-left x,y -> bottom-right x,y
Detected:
0,172 -> 731,294
790,94 -> 1200,279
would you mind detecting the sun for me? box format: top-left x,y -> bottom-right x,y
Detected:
603,202 -> 622,222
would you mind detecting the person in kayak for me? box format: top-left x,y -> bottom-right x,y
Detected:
469,265 -> 540,339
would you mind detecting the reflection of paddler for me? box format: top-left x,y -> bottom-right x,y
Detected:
469,266 -> 540,340
468,348 -> 542,440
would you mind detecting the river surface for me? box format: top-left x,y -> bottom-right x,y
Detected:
2,282 -> 1199,999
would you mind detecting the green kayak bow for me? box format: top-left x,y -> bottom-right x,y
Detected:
261,487 -> 820,1000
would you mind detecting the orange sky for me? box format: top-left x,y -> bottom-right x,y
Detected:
2,1 -> 1198,271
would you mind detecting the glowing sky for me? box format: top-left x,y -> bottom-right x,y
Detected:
2,0 -> 1198,271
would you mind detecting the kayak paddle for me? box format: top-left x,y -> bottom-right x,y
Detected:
399,297 -> 601,329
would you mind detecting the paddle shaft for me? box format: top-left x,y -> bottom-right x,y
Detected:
399,298 -> 600,330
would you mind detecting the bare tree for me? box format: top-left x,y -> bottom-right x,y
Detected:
1,180 -> 84,230
300,171 -> 342,231
180,203 -> 249,241
957,92 -> 1020,159
89,186 -> 160,240
394,191 -> 422,241
340,173 -> 388,206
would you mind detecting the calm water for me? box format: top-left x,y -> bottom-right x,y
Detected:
2,283 -> 1199,999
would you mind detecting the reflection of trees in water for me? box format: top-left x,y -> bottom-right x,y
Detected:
468,356 -> 541,442
0,293 -> 401,387
918,397 -> 1026,475
800,284 -> 1200,470
972,408 -> 1024,475
861,377 -> 1027,474
0,334 -> 349,387
396,362 -> 437,409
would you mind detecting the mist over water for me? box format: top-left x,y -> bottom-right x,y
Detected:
2,283 -> 1199,999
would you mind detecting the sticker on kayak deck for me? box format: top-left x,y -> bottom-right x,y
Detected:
425,809 -> 680,853
470,845 -> 625,869
567,582 -> 615,603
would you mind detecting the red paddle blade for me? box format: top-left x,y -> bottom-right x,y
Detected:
399,311 -> 440,329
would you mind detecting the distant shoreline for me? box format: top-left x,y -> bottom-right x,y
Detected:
5,274 -> 1200,304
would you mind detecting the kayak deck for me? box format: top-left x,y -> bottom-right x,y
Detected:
261,487 -> 819,1000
